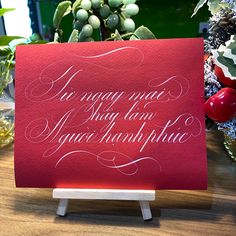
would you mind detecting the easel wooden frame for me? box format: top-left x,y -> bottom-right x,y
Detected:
53,189 -> 156,221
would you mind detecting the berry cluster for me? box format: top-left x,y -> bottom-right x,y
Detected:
73,0 -> 139,41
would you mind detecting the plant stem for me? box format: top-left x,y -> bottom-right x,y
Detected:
105,32 -> 134,41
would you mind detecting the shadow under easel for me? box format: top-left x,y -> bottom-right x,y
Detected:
13,131 -> 236,226
12,187 -> 226,227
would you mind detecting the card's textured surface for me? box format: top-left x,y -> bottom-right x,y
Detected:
15,38 -> 207,189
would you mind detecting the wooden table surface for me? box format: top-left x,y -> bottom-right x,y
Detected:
0,131 -> 235,236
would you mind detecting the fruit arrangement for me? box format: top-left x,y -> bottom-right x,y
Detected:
53,0 -> 156,42
204,35 -> 236,124
193,0 -> 236,160
0,1 -> 156,150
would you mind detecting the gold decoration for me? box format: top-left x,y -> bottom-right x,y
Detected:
0,112 -> 14,148
224,135 -> 236,162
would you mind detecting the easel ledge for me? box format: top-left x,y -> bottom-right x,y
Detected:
53,189 -> 156,221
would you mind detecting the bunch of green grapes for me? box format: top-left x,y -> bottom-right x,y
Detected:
73,0 -> 139,42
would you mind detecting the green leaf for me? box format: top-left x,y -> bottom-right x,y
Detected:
72,0 -> 82,17
130,26 -> 156,40
231,48 -> 236,56
225,35 -> 236,49
212,50 -> 236,79
191,0 -> 207,17
28,40 -> 48,45
218,2 -> 231,9
112,30 -> 123,41
0,46 -> 11,56
207,0 -> 222,14
218,54 -> 236,78
192,0 -> 232,16
53,1 -> 72,29
0,36 -> 25,46
0,60 -> 15,68
0,8 -> 15,17
68,29 -> 79,42
222,35 -> 236,64
9,38 -> 29,52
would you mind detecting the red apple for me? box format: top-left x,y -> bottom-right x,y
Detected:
204,87 -> 236,123
215,65 -> 236,89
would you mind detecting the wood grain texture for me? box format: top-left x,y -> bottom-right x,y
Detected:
0,131 -> 236,236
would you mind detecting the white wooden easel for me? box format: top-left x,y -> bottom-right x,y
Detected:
53,189 -> 156,221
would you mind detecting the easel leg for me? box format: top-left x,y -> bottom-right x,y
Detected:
56,199 -> 69,216
139,201 -> 152,221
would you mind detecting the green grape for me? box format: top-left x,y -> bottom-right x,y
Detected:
124,3 -> 139,16
123,18 -> 135,32
73,20 -> 85,30
107,14 -> 119,29
81,0 -> 92,10
79,32 -> 86,41
88,15 -> 101,29
84,37 -> 95,42
99,4 -> 111,18
91,0 -> 101,8
81,24 -> 93,37
122,0 -> 136,5
108,0 -> 122,8
76,9 -> 89,21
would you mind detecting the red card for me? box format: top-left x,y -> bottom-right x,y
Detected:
15,38 -> 207,189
